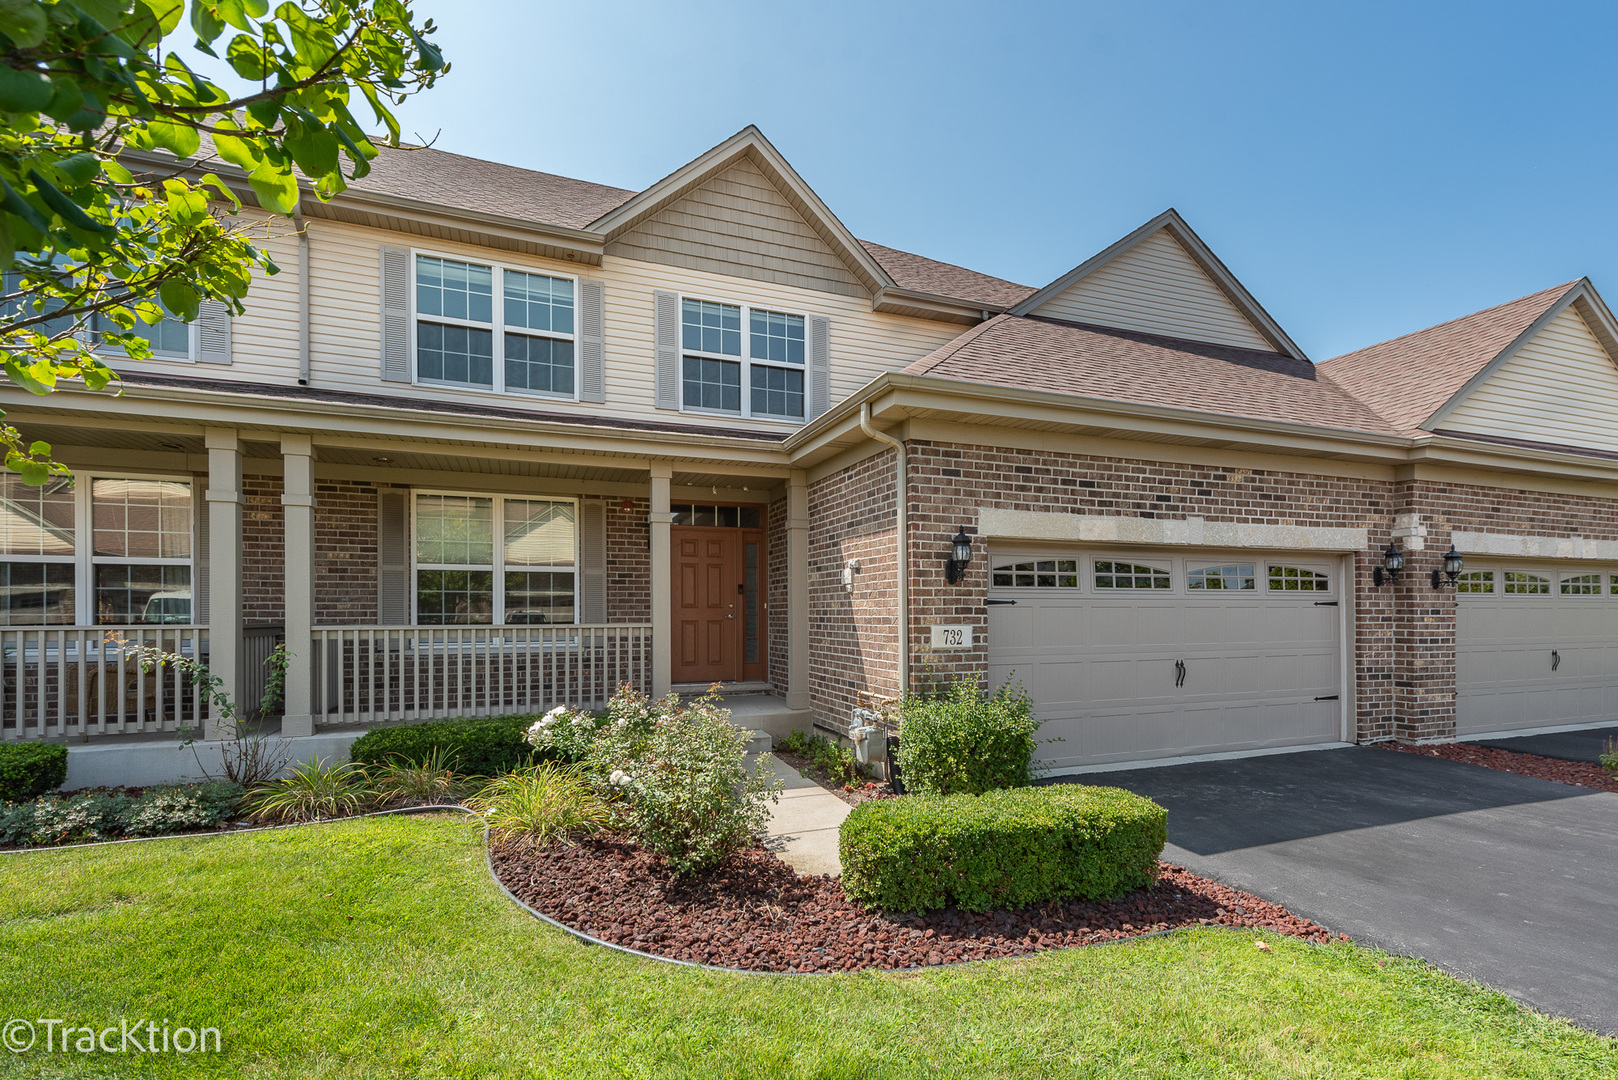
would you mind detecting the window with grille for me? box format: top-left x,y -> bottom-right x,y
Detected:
1561,573 -> 1603,595
1502,571 -> 1550,595
1094,561 -> 1170,589
1267,565 -> 1329,592
1187,563 -> 1255,590
414,493 -> 576,624
1455,570 -> 1495,594
992,559 -> 1079,588
681,297 -> 806,419
413,254 -> 575,397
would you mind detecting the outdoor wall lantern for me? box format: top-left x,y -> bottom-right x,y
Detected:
1373,542 -> 1405,587
944,527 -> 973,584
1432,545 -> 1464,589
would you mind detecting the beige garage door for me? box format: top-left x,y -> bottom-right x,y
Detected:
987,551 -> 1342,770
1455,565 -> 1618,736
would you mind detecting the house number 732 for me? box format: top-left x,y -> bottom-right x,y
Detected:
930,625 -> 973,649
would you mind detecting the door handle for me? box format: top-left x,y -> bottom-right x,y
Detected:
1552,649 -> 1561,672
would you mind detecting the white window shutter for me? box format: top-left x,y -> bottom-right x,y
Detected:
377,488 -> 410,624
808,315 -> 831,419
653,290 -> 679,410
380,246 -> 411,383
195,300 -> 232,364
578,278 -> 605,403
192,480 -> 209,625
579,499 -> 607,624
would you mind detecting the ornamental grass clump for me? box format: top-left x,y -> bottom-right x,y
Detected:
896,677 -> 1042,795
526,685 -> 783,874
368,748 -> 467,807
246,758 -> 374,824
468,763 -> 609,849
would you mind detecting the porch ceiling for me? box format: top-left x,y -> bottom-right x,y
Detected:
14,424 -> 206,455
313,444 -> 651,483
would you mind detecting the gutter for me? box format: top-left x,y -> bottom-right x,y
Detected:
859,403 -> 908,697
294,212 -> 310,384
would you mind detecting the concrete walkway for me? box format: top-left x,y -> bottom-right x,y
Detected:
755,751 -> 851,877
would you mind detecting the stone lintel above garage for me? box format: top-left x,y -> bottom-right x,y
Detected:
976,508 -> 1369,553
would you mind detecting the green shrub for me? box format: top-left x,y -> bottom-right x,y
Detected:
895,678 -> 1040,795
779,728 -> 858,787
0,781 -> 243,846
368,748 -> 466,806
347,715 -> 542,777
122,781 -> 243,837
839,784 -> 1167,913
0,742 -> 68,802
1602,736 -> 1618,777
468,763 -> 609,848
529,686 -> 782,874
246,758 -> 374,823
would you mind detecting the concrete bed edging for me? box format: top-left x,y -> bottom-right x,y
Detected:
0,806 -> 1301,977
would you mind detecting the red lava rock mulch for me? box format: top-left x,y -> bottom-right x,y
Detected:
491,834 -> 1340,973
1381,741 -> 1618,793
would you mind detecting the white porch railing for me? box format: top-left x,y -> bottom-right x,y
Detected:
0,626 -> 210,742
310,624 -> 652,726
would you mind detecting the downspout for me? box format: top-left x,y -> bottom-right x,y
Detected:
859,403 -> 908,697
294,212 -> 311,384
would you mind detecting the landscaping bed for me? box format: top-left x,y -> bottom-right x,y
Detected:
771,746 -> 893,805
490,833 -> 1338,973
1381,741 -> 1618,793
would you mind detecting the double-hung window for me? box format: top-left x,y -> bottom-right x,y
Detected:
413,493 -> 577,625
413,254 -> 576,397
0,474 -> 193,625
92,302 -> 192,360
681,297 -> 805,420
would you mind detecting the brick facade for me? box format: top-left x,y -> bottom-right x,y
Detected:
767,495 -> 788,694
805,437 -> 1618,746
241,473 -> 284,627
606,496 -> 651,624
314,480 -> 379,625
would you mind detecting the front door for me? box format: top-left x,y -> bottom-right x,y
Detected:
672,522 -> 768,684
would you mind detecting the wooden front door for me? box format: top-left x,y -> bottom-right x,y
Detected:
672,525 -> 768,684
674,528 -> 740,683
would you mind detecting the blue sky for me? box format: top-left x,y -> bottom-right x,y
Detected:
387,1 -> 1616,359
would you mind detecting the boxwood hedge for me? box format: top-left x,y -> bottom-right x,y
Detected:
346,715 -> 547,777
839,784 -> 1167,913
0,742 -> 68,803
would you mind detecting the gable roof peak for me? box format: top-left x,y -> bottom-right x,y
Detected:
1009,209 -> 1307,361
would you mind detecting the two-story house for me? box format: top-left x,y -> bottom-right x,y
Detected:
6,125 -> 1618,782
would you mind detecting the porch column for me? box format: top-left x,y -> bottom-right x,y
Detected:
280,435 -> 315,737
786,470 -> 810,710
649,464 -> 673,697
204,428 -> 242,740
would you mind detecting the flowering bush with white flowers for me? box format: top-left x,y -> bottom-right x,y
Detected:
525,684 -> 781,874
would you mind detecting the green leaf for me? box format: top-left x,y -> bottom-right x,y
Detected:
247,160 -> 298,214
142,117 -> 200,158
409,28 -> 444,72
26,169 -> 114,234
0,0 -> 48,47
334,126 -> 375,180
158,277 -> 199,321
225,32 -> 271,79
284,125 -> 337,182
189,0 -> 222,43
43,76 -> 84,122
4,358 -> 52,395
26,440 -> 48,456
17,459 -> 49,486
134,0 -> 182,34
0,178 -> 47,234
0,64 -> 55,113
56,152 -> 100,186
210,128 -> 260,173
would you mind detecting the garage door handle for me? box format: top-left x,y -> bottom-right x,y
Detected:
1315,695 -> 1340,701
1313,601 -> 1338,607
985,599 -> 1017,606
1552,649 -> 1560,671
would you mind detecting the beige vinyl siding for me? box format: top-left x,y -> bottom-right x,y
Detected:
1030,229 -> 1272,351
606,157 -> 866,299
300,220 -> 964,433
107,230 -> 302,382
1443,305 -> 1618,453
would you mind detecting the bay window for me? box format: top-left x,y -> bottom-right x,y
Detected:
681,296 -> 805,420
413,254 -> 576,397
413,493 -> 577,624
0,473 -> 193,625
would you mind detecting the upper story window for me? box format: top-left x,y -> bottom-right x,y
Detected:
413,254 -> 576,398
681,297 -> 805,420
92,302 -> 192,360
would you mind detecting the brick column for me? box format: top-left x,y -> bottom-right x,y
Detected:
649,465 -> 672,697
1391,488 -> 1458,742
786,470 -> 809,709
280,435 -> 315,737
204,428 -> 242,740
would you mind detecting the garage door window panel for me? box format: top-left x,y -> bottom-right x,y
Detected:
1456,570 -> 1495,594
1267,565 -> 1329,592
992,558 -> 1078,588
1094,561 -> 1170,589
1188,563 -> 1254,591
1503,571 -> 1550,595
1560,573 -> 1603,595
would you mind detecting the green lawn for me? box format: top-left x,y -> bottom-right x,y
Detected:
0,815 -> 1611,1079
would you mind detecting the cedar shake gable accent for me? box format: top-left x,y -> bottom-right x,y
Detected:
1318,281 -> 1580,435
904,314 -> 1401,436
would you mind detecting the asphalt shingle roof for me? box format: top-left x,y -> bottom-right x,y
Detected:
1316,282 -> 1578,435
905,314 -> 1404,436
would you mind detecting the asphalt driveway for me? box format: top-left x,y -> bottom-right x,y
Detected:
1060,746 -> 1618,1034
1479,723 -> 1618,763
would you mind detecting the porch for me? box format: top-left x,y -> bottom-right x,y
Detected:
0,419 -> 811,744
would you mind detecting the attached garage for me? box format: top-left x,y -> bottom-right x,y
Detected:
986,550 -> 1346,770
1455,565 -> 1618,736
